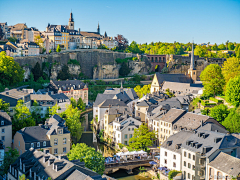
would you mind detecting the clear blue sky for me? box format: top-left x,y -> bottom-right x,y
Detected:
0,0 -> 240,44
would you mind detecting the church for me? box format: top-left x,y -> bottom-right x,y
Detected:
44,12 -> 116,50
151,42 -> 203,96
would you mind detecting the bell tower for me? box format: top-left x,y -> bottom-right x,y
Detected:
188,41 -> 197,83
68,11 -> 74,30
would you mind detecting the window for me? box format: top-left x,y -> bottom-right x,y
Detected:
43,141 -> 46,147
63,147 -> 66,153
173,154 -> 176,159
54,138 -> 58,145
54,148 -> 58,154
192,165 -> 195,170
128,128 -> 130,131
192,175 -> 195,180
125,134 -> 128,139
165,151 -> 167,156
63,138 -> 67,144
0,136 -> 4,141
124,141 -> 127,145
1,128 -> 4,133
130,134 -> 132,138
31,143 -> 34,148
184,151 -> 187,157
188,173 -> 190,179
184,161 -> 186,167
188,163 -> 191,169
1,121 -> 4,125
173,162 -> 176,167
132,128 -> 134,131
118,134 -> 120,138
193,155 -> 195,161
164,159 -> 167,164
37,142 -> 40,147
19,141 -> 20,146
188,153 -> 191,159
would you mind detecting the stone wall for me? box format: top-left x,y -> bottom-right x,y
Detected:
93,64 -> 120,79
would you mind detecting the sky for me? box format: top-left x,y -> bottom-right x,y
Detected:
0,0 -> 240,44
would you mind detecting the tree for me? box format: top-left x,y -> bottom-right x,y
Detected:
49,49 -> 52,54
46,103 -> 59,118
12,99 -> 35,136
56,44 -> 61,52
161,67 -> 168,74
34,35 -> 43,48
228,42 -> 235,50
168,170 -> 181,180
225,75 -> 240,107
67,143 -> 105,175
57,64 -> 70,80
77,98 -> 86,111
200,64 -> 225,97
222,57 -> 240,84
98,44 -> 108,49
114,34 -> 128,51
32,62 -> 42,81
0,147 -> 19,175
126,41 -> 143,54
61,105 -> 83,141
129,124 -> 156,151
31,100 -> 43,124
211,43 -> 218,51
119,62 -> 130,77
209,104 -> 229,123
0,51 -> 24,86
70,98 -> 77,108
194,45 -> 207,57
19,174 -> 29,180
218,43 -> 226,50
166,88 -> 175,98
222,108 -> 240,133
0,99 -> 9,112
7,37 -> 17,43
134,84 -> 151,98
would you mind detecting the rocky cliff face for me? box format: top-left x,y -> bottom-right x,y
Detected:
93,64 -> 120,79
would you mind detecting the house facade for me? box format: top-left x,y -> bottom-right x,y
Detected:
0,111 -> 12,152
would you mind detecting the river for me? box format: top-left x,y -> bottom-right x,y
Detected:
79,111 -> 151,180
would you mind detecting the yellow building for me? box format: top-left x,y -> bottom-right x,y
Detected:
61,31 -> 69,49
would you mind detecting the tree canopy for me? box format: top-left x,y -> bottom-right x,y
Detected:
56,44 -> 61,52
119,62 -> 131,77
134,84 -> 151,98
222,108 -> 240,133
0,51 -> 24,86
57,64 -> 70,80
129,124 -> 156,151
32,62 -> 42,81
126,41 -> 143,54
200,64 -> 225,97
0,99 -> 9,112
67,143 -> 105,175
114,34 -> 128,51
225,75 -> 240,107
209,104 -> 229,123
221,57 -> 240,84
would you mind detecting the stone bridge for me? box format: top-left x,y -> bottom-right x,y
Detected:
104,159 -> 152,174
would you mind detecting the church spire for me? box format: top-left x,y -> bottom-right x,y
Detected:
97,22 -> 100,34
190,41 -> 195,70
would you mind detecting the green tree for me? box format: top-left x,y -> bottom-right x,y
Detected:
70,98 -> 77,108
225,75 -> 240,107
0,51 -> 24,86
209,104 -> 229,123
19,174 -> 29,180
134,84 -> 151,98
119,62 -> 130,77
46,103 -> 59,118
211,43 -> 218,51
56,44 -> 61,52
34,35 -> 43,48
7,37 -> 17,43
228,42 -> 234,50
61,104 -> 83,141
67,143 -> 105,175
32,62 -> 42,81
194,45 -> 207,57
31,100 -> 43,124
200,64 -> 225,97
98,44 -> 108,49
0,147 -> 19,175
222,57 -> 240,84
129,124 -> 156,151
222,108 -> 240,133
49,49 -> 52,54
13,99 -> 35,135
165,88 -> 175,97
201,107 -> 210,115
77,98 -> 86,111
0,99 -> 9,112
57,64 -> 70,80
218,43 -> 226,50
168,170 -> 181,180
161,67 -> 168,74
126,41 -> 143,54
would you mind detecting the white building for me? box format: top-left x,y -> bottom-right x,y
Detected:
112,115 -> 142,145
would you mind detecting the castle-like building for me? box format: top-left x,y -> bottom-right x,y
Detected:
43,12 -> 116,50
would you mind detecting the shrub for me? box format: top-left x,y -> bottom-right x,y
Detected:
168,170 -> 181,180
68,59 -> 80,65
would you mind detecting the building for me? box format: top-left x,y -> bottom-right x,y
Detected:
0,22 -> 8,40
0,88 -> 31,116
8,23 -> 28,41
8,149 -> 112,180
13,114 -> 71,156
0,111 -> 12,152
0,141 -> 4,166
150,73 -> 193,94
30,94 -> 57,118
48,80 -> 88,104
147,54 -> 166,72
49,93 -> 70,113
112,114 -> 142,145
207,152 -> 240,180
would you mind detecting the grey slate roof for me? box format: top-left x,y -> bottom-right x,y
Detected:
197,122 -> 228,134
155,72 -> 193,85
114,116 -> 142,131
161,131 -> 193,153
49,93 -> 69,100
19,126 -> 49,143
160,108 -> 186,123
0,111 -> 12,127
107,106 -> 132,115
93,94 -> 115,107
49,80 -> 87,92
208,152 -> 240,177
158,97 -> 182,109
0,89 -> 30,106
98,99 -> 126,108
182,129 -> 240,157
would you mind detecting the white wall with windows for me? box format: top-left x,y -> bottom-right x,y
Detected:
181,148 -> 196,180
160,147 -> 181,171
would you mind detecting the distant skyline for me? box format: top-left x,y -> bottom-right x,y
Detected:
0,0 -> 240,44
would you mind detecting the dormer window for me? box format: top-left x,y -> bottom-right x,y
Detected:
43,141 -> 46,147
58,129 -> 62,134
1,121 -> 3,125
37,142 -> 40,147
31,143 -> 34,148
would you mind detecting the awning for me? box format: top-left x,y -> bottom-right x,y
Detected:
149,161 -> 158,165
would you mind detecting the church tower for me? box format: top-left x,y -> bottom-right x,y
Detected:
68,11 -> 74,30
97,22 -> 100,34
188,41 -> 197,83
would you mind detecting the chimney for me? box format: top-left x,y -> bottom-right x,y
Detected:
59,155 -> 61,160
201,120 -> 203,127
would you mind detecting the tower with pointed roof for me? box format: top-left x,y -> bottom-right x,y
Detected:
97,22 -> 100,34
68,11 -> 74,30
188,41 -> 197,82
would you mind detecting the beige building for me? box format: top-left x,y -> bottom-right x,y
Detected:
0,111 -> 12,152
13,114 -> 71,155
